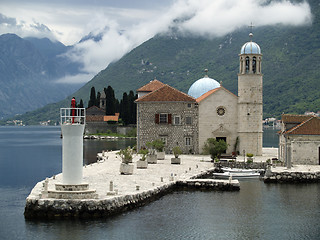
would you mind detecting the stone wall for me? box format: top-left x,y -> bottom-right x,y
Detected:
264,171 -> 320,183
176,180 -> 240,191
238,73 -> 263,156
213,161 -> 267,170
24,176 -> 240,219
137,102 -> 198,154
85,123 -> 135,135
291,138 -> 320,165
24,183 -> 176,219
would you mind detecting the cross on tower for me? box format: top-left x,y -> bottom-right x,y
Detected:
248,22 -> 254,39
249,22 -> 254,33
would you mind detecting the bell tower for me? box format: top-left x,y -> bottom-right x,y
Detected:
238,31 -> 263,156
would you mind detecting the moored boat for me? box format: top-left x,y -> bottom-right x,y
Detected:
212,171 -> 260,179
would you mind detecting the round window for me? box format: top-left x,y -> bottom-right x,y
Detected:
217,107 -> 225,116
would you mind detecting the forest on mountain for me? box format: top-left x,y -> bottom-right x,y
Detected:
3,0 -> 319,125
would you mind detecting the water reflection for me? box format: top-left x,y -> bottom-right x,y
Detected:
23,182 -> 320,240
83,138 -> 136,164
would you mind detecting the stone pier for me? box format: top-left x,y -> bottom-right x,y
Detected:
24,151 -> 240,219
264,165 -> 320,183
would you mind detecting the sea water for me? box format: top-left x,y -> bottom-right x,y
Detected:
0,126 -> 319,240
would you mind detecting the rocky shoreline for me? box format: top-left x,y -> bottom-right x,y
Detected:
264,171 -> 320,183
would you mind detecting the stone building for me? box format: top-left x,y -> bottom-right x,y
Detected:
136,34 -> 263,155
279,114 -> 320,166
85,105 -> 119,134
136,83 -> 198,154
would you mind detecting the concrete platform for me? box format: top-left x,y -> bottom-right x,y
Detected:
24,148 -> 278,219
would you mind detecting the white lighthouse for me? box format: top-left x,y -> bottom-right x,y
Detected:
45,101 -> 97,199
60,105 -> 85,184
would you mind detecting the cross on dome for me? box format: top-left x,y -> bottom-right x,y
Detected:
249,22 -> 254,40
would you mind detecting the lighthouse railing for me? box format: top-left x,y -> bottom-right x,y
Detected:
60,108 -> 86,125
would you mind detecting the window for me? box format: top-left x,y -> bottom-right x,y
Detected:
217,107 -> 225,116
160,137 -> 167,146
174,115 -> 181,125
186,116 -> 192,125
159,113 -> 168,123
245,56 -> 249,73
155,113 -> 172,124
252,57 -> 256,73
187,103 -> 192,108
185,137 -> 192,146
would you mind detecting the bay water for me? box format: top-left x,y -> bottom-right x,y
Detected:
0,126 -> 319,240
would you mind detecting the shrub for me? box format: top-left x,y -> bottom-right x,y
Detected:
203,138 -> 228,160
116,146 -> 133,164
138,148 -> 149,161
172,146 -> 182,158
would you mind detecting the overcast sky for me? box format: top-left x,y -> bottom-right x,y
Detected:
0,0 -> 312,84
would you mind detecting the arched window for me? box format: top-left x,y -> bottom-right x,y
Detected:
252,57 -> 256,73
245,57 -> 249,73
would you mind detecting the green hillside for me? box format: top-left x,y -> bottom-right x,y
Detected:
8,0 -> 320,124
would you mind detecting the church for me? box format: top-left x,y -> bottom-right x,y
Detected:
135,34 -> 263,156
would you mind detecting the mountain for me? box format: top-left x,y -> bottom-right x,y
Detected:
6,0 -> 320,124
0,34 -> 83,119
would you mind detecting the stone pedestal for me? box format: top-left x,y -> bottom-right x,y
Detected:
157,151 -> 165,160
47,183 -> 97,199
147,154 -> 157,164
171,157 -> 181,164
137,160 -> 148,169
120,163 -> 134,175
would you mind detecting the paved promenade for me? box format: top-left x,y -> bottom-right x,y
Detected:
28,151 -> 216,200
28,147 -> 282,200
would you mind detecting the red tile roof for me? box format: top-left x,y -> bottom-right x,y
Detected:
281,114 -> 313,124
137,79 -> 165,92
286,116 -> 320,135
104,115 -> 119,122
135,84 -> 196,102
196,86 -> 238,103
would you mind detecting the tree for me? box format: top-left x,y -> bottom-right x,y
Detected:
96,91 -> 101,108
128,90 -> 137,124
203,138 -> 228,160
120,92 -> 129,125
88,87 -> 96,108
105,86 -> 116,115
78,99 -> 84,108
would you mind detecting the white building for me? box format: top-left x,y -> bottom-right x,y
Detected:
279,114 -> 320,166
136,34 -> 263,156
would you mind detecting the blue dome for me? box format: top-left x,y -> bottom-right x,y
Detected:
240,41 -> 261,54
188,76 -> 220,98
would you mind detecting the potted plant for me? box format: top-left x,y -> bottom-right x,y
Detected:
117,146 -> 134,175
146,141 -> 157,164
137,148 -> 148,169
246,153 -> 254,163
171,146 -> 182,164
152,139 -> 165,160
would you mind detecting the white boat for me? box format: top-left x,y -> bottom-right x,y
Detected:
221,167 -> 258,174
212,171 -> 260,179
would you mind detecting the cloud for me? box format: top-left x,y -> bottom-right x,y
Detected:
55,73 -> 94,84
0,13 -> 56,41
64,0 -> 312,83
174,0 -> 312,37
0,0 -> 312,85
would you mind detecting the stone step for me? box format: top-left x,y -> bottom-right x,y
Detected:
47,189 -> 97,199
55,183 -> 89,191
